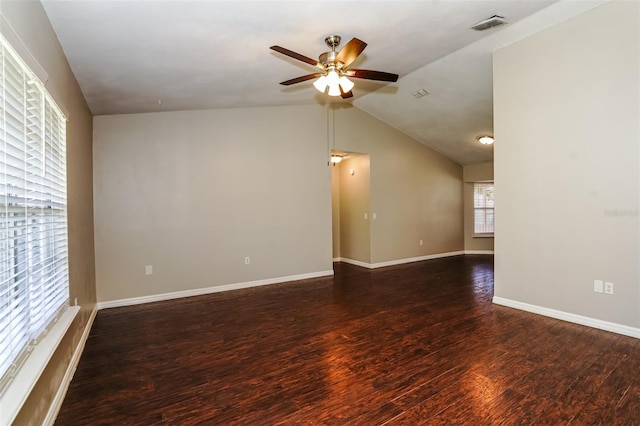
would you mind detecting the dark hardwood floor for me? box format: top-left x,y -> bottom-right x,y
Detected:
55,255 -> 640,425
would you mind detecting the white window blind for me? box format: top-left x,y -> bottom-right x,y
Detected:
474,182 -> 494,234
0,34 -> 69,393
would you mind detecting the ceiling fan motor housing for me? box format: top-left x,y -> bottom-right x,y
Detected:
319,51 -> 339,68
320,35 -> 343,69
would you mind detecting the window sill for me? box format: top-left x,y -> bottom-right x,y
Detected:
473,233 -> 494,238
0,305 -> 80,425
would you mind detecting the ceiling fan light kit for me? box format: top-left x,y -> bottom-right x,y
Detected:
326,70 -> 342,96
339,76 -> 355,93
270,34 -> 398,99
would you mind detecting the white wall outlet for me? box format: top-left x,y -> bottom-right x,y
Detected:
372,213 -> 377,220
245,256 -> 251,265
593,280 -> 603,293
364,213 -> 368,220
604,281 -> 614,295
419,239 -> 423,246
145,265 -> 153,275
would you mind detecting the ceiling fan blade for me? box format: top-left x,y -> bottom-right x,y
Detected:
279,73 -> 323,86
270,45 -> 319,67
346,69 -> 399,82
335,38 -> 367,68
340,86 -> 353,99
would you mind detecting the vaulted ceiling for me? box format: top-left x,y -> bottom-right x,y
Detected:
41,0 -> 559,165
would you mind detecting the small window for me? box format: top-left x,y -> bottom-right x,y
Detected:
474,183 -> 494,235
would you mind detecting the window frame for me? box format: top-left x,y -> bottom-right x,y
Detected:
473,182 -> 494,237
0,30 -> 71,402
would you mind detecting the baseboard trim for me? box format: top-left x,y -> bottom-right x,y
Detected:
492,296 -> 640,339
97,269 -> 335,310
43,306 -> 97,426
464,250 -> 494,255
335,257 -> 371,268
337,251 -> 465,269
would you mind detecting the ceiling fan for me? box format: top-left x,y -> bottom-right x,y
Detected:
270,35 -> 399,99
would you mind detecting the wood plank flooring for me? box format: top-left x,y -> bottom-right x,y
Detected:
55,255 -> 640,425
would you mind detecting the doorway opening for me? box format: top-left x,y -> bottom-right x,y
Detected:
331,152 -> 371,266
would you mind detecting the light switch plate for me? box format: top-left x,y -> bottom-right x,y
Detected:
594,280 -> 603,293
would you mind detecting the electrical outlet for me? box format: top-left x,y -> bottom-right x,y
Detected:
245,256 -> 251,265
364,213 -> 368,220
604,281 -> 614,295
594,280 -> 603,293
145,265 -> 153,275
419,239 -> 423,246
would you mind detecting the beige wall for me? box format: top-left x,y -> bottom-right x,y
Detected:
463,162 -> 494,252
93,105 -> 333,302
338,154 -> 371,263
494,1 -> 639,328
1,1 -> 97,424
334,106 -> 463,264
94,103 -> 463,302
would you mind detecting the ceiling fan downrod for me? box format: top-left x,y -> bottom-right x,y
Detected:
319,35 -> 342,68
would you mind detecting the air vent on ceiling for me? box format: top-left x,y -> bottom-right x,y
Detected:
471,15 -> 508,31
412,88 -> 429,98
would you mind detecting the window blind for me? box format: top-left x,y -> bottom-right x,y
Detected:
474,182 -> 494,234
0,34 -> 69,393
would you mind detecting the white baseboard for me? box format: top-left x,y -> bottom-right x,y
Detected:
464,250 -> 494,255
337,251 -> 465,269
493,296 -> 640,339
335,257 -> 371,268
97,269 -> 335,310
43,306 -> 98,426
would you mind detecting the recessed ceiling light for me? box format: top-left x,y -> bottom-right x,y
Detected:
477,135 -> 494,145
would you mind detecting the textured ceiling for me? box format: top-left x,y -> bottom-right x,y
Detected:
41,0 -> 563,165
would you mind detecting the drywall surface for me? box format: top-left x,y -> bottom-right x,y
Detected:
494,1 -> 639,328
335,106 -> 463,264
93,105 -> 333,302
94,102 -> 464,301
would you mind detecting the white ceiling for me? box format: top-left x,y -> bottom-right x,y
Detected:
41,0 -> 559,165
